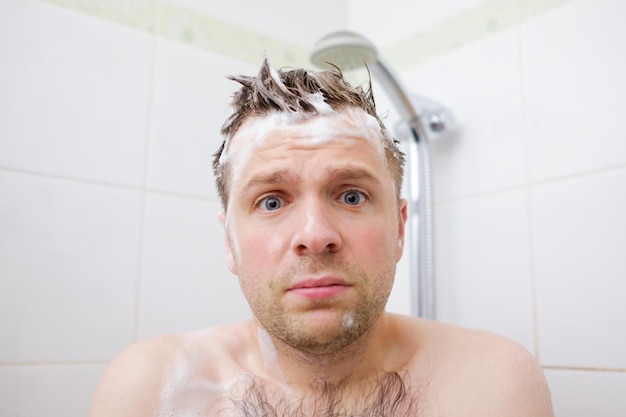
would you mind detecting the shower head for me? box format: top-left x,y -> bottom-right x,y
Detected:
311,30 -> 418,122
310,30 -> 379,71
310,30 -> 455,136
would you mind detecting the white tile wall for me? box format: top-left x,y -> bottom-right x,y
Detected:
0,0 -> 153,187
165,0 -> 348,47
0,364 -> 105,417
545,369 -> 626,417
521,0 -> 626,182
400,27 -> 527,202
348,0 -> 485,46
147,39 -> 257,199
0,171 -> 141,362
434,190 -> 536,353
137,193 -> 250,339
531,168 -> 626,369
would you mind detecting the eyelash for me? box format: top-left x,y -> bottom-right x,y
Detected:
257,195 -> 284,212
339,190 -> 367,206
255,189 -> 368,212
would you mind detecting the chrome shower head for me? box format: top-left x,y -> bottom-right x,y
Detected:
311,30 -> 418,122
310,30 -> 379,71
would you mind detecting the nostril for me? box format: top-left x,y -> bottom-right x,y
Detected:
325,241 -> 340,252
295,240 -> 339,254
292,228 -> 342,254
291,203 -> 342,254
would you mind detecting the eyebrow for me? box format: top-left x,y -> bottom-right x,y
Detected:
243,170 -> 299,190
242,167 -> 383,193
327,167 -> 383,188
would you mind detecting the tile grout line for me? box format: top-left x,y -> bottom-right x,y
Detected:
0,361 -> 109,367
433,163 -> 626,207
514,1 -> 542,363
3,363 -> 625,373
0,166 -> 142,192
131,1 -> 161,344
542,365 -> 626,373
0,166 -> 219,204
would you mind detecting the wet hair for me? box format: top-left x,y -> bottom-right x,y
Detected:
212,58 -> 406,210
226,371 -> 427,417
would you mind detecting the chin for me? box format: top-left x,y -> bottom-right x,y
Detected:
283,319 -> 368,355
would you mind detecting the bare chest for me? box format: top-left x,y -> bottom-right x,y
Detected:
157,371 -> 431,417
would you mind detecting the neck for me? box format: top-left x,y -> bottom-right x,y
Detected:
253,314 -> 392,388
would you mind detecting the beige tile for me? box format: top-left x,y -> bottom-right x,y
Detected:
164,0 -> 345,47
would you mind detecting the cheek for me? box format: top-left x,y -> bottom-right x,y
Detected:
236,228 -> 287,271
356,221 -> 400,261
265,231 -> 285,257
227,209 -> 292,278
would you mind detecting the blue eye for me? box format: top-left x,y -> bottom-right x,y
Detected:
340,190 -> 365,206
259,196 -> 283,211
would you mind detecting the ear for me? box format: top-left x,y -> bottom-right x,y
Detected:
396,199 -> 408,262
218,211 -> 238,275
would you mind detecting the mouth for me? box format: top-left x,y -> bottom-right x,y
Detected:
287,277 -> 352,300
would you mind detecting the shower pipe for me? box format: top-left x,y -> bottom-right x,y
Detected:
311,30 -> 452,319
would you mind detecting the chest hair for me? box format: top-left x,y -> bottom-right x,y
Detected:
221,371 -> 428,417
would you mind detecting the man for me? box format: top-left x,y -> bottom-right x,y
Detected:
89,59 -> 554,416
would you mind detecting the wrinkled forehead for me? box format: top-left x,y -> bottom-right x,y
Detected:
218,107 -> 390,186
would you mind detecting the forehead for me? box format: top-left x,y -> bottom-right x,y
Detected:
221,108 -> 388,186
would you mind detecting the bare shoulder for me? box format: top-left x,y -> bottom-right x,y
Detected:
399,316 -> 554,416
88,333 -> 180,417
88,321 -> 253,417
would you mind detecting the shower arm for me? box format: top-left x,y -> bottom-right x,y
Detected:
368,61 -> 418,121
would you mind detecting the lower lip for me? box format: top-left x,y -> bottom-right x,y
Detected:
289,285 -> 350,299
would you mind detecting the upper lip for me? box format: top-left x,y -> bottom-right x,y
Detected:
288,277 -> 350,290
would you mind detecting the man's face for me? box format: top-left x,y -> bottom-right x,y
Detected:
221,108 -> 407,355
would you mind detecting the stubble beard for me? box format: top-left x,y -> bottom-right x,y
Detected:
244,254 -> 395,358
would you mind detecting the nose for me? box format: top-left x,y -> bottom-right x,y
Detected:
291,199 -> 342,255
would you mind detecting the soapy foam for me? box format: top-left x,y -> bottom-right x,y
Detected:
268,64 -> 291,96
256,326 -> 285,379
158,352 -> 231,416
156,332 -> 255,417
220,107 -> 390,198
342,312 -> 355,330
223,211 -> 241,265
306,92 -> 334,114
